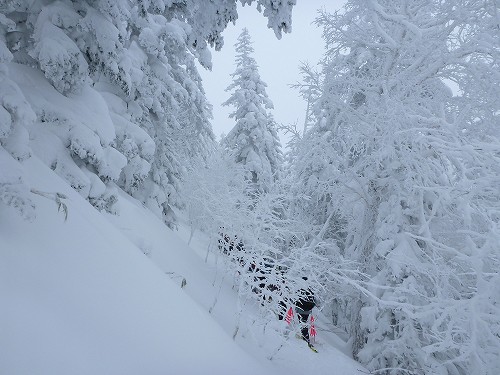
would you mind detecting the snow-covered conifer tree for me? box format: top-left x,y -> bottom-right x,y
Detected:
289,1 -> 500,373
223,28 -> 282,196
0,0 -> 295,223
1,0 -> 128,213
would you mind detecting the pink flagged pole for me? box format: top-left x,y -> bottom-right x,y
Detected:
285,307 -> 294,325
309,315 -> 316,344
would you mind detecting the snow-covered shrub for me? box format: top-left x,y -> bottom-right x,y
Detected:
88,186 -> 119,215
182,148 -> 250,240
0,147 -> 35,221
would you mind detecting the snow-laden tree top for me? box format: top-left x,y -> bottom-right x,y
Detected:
223,28 -> 283,195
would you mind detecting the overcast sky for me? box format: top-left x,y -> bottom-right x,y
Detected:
199,1 -> 345,145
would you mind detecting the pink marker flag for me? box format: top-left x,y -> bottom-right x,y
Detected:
309,315 -> 317,343
285,307 -> 294,324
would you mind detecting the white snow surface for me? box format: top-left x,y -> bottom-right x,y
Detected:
0,156 -> 365,375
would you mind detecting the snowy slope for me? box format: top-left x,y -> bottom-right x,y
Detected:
0,156 -> 365,374
0,157 -> 276,375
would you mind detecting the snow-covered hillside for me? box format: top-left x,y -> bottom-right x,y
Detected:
0,155 -> 365,375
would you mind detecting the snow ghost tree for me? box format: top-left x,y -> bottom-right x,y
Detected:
289,1 -> 500,374
223,28 -> 283,197
0,0 -> 295,222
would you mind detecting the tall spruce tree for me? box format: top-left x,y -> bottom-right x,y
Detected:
223,28 -> 283,196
